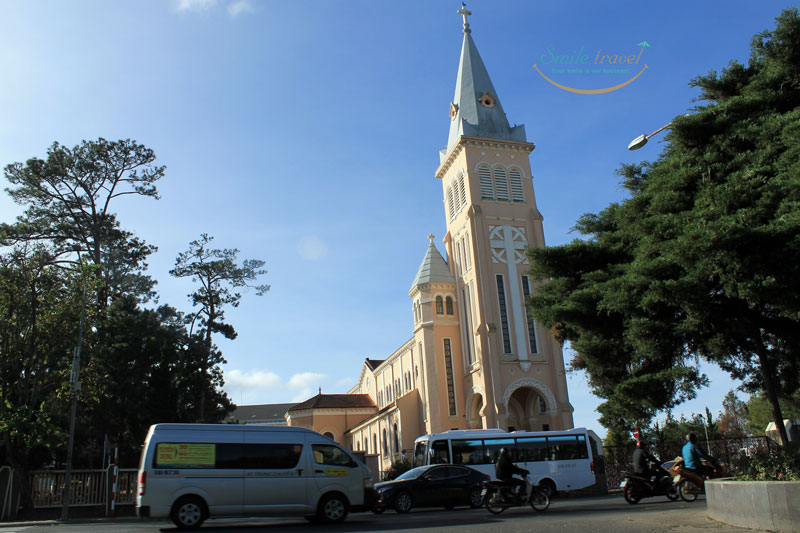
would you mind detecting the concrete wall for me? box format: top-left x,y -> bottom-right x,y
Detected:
707,480 -> 800,532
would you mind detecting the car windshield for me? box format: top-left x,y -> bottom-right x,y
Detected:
394,466 -> 429,481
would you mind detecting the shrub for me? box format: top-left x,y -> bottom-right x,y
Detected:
734,447 -> 800,481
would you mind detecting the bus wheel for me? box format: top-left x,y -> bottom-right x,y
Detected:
539,479 -> 557,498
171,496 -> 206,530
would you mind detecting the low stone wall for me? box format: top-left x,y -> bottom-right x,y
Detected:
706,480 -> 800,532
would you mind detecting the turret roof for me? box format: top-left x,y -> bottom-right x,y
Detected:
410,235 -> 454,290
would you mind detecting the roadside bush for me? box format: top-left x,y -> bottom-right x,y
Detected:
734,447 -> 800,481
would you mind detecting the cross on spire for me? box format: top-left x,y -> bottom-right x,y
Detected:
457,3 -> 471,34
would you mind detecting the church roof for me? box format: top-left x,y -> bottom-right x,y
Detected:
287,393 -> 376,412
446,9 -> 526,154
410,235 -> 455,290
365,358 -> 385,370
226,402 -> 296,424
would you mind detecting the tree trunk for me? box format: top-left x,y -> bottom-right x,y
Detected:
755,342 -> 790,446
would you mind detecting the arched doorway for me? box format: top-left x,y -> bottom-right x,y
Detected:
507,387 -> 538,431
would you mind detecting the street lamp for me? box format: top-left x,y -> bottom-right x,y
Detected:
61,252 -> 87,521
627,121 -> 673,150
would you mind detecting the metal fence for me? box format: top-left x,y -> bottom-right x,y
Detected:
29,468 -> 138,508
602,436 -> 773,490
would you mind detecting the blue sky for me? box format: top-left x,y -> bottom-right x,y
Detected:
0,0 -> 793,437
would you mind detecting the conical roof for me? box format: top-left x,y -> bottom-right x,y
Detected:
410,235 -> 455,291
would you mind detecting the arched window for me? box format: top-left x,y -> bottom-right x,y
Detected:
493,166 -> 509,201
382,429 -> 388,456
356,440 -> 361,451
378,391 -> 383,407
539,395 -> 547,414
445,296 -> 454,315
509,167 -> 524,202
478,164 -> 493,199
436,296 -> 444,315
323,432 -> 334,440
393,423 -> 399,454
373,434 -> 377,454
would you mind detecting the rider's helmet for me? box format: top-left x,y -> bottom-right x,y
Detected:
686,432 -> 698,443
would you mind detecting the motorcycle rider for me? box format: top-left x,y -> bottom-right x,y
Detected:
632,439 -> 662,484
682,433 -> 716,479
495,448 -> 528,499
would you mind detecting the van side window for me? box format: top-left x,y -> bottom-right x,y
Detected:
153,442 -> 303,469
312,444 -> 353,467
241,443 -> 303,469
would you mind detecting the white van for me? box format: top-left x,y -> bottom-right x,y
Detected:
136,424 -> 375,529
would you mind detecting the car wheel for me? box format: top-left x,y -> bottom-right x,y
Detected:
170,496 -> 206,530
468,486 -> 483,508
394,491 -> 413,513
317,493 -> 349,522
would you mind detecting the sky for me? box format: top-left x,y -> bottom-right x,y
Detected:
0,0 -> 794,438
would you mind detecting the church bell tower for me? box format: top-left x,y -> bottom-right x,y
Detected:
433,4 -> 574,432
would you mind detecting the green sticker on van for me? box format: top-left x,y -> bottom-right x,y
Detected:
156,443 -> 215,468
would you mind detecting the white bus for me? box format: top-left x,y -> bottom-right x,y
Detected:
412,428 -> 601,495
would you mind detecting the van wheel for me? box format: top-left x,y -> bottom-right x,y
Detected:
171,495 -> 206,530
317,493 -> 349,522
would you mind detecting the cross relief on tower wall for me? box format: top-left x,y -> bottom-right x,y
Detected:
488,225 -> 528,265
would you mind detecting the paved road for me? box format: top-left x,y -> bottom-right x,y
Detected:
0,495 -> 764,532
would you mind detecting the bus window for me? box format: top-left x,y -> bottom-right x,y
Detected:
413,440 -> 428,467
516,437 -> 549,462
575,435 -> 590,459
430,440 -> 450,464
451,439 -> 485,465
549,435 -> 583,460
484,438 -> 515,464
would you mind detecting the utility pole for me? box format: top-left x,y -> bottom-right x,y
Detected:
61,257 -> 87,521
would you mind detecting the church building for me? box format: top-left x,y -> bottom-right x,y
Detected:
286,6 -> 574,473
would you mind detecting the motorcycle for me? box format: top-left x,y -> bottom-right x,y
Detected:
671,457 -> 729,502
620,465 -> 679,504
481,473 -> 550,514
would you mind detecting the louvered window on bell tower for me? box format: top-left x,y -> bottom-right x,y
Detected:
458,174 -> 467,207
493,167 -> 509,201
447,187 -> 455,220
478,165 -> 493,199
509,167 -> 524,202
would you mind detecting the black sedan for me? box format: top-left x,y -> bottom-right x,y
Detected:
373,464 -> 489,513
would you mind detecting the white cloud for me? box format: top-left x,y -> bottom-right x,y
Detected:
225,369 -> 281,390
175,0 -> 218,12
223,368 -> 328,404
297,235 -> 328,261
228,0 -> 256,17
288,372 -> 326,390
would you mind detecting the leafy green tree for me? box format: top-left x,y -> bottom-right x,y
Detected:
170,234 -> 269,421
528,8 -> 800,444
0,246 -> 85,509
2,138 -> 165,304
745,390 -> 800,436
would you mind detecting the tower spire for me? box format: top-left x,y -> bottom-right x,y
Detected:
444,5 -> 527,156
457,3 -> 471,34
